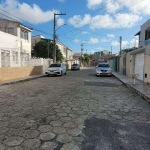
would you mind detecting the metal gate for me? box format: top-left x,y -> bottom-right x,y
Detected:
134,53 -> 144,81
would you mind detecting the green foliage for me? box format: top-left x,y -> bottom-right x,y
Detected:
83,53 -> 90,64
34,41 -> 48,58
34,40 -> 64,62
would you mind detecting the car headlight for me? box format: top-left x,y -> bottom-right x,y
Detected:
108,69 -> 112,72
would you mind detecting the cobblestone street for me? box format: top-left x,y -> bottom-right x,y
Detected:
0,67 -> 150,150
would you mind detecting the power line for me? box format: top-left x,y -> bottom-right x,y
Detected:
0,8 -> 53,36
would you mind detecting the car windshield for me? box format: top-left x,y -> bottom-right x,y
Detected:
72,64 -> 78,66
49,64 -> 61,67
98,64 -> 110,67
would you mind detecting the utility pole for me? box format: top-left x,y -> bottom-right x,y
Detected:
119,36 -> 122,55
48,41 -> 49,59
111,46 -> 112,55
53,13 -> 66,63
80,43 -> 84,66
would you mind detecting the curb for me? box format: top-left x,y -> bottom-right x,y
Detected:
113,74 -> 150,103
0,74 -> 46,86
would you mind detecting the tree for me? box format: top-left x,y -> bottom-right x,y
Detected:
34,40 -> 64,62
34,40 -> 48,58
83,54 -> 90,65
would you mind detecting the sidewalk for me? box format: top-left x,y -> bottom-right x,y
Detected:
0,74 -> 46,85
113,72 -> 150,102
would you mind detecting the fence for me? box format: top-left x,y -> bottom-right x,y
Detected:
0,55 -> 53,82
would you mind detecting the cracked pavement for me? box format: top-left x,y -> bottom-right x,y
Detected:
0,67 -> 150,150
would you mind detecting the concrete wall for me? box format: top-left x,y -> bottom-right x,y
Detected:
144,56 -> 150,83
119,51 -> 124,74
0,19 -> 19,36
0,66 -> 42,82
126,52 -> 134,78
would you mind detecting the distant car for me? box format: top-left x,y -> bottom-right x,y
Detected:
96,63 -> 112,76
45,63 -> 67,76
71,64 -> 80,70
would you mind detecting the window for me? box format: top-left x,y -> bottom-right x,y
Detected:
12,51 -> 18,64
20,30 -> 28,40
98,63 -> 110,67
145,30 -> 150,40
49,64 -> 61,67
8,27 -> 14,34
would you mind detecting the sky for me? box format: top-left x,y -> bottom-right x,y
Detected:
0,0 -> 150,55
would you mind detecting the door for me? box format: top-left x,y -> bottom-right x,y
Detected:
134,53 -> 144,81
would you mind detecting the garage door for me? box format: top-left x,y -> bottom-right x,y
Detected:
134,53 -> 144,81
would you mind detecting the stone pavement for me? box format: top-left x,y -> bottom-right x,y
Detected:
0,67 -> 150,150
113,72 -> 150,102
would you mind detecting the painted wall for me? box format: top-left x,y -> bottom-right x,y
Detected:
0,31 -> 18,50
0,66 -> 42,82
144,55 -> 150,83
126,52 -> 134,78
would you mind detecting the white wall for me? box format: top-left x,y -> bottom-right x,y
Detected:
0,31 -> 18,50
139,19 -> 150,48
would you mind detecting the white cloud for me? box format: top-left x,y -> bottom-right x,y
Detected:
99,38 -> 110,42
0,0 -> 59,24
87,0 -> 103,9
107,34 -> 115,38
89,38 -> 99,44
90,13 -> 142,29
117,0 -> 150,15
86,0 -> 150,15
97,46 -> 103,50
82,31 -> 89,34
68,13 -> 141,29
106,0 -> 120,13
57,18 -> 65,27
130,38 -> 139,47
111,41 -> 120,46
74,39 -> 79,43
68,14 -> 91,28
111,38 -> 139,48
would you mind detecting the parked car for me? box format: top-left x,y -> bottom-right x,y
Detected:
45,63 -> 67,76
95,63 -> 112,76
71,64 -> 80,70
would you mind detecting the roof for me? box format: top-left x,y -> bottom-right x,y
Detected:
73,53 -> 81,56
135,31 -> 140,36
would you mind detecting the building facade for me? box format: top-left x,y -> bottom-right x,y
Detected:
0,19 -> 33,67
131,19 -> 150,82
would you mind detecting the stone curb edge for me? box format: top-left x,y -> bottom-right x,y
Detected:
113,74 -> 150,103
0,75 -> 46,86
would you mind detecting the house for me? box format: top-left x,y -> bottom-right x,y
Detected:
130,19 -> 150,83
31,35 -> 73,61
73,53 -> 81,64
0,18 -> 33,67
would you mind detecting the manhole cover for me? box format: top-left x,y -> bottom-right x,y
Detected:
84,81 -> 119,87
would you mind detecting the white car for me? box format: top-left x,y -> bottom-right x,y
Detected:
96,63 -> 112,76
45,63 -> 67,76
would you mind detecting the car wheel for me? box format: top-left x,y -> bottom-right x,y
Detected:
64,71 -> 67,75
47,74 -> 50,77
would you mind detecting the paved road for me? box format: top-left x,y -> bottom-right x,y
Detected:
0,67 -> 150,150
